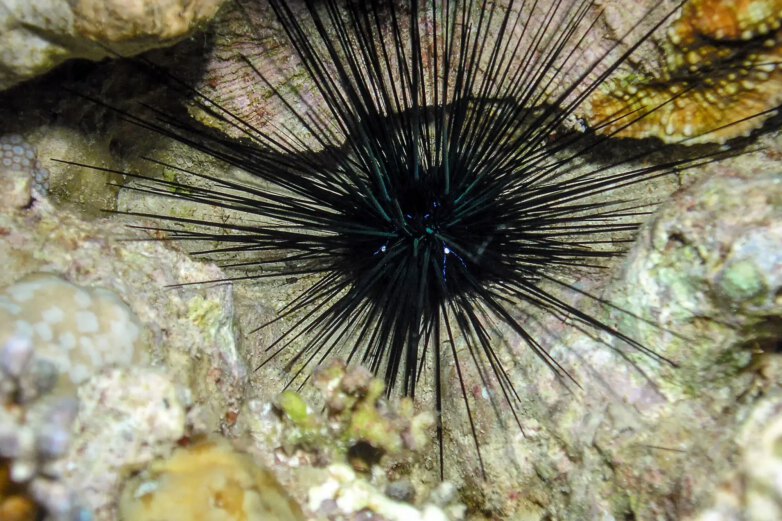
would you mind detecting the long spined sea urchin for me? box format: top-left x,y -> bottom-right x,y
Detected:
62,0 -> 770,478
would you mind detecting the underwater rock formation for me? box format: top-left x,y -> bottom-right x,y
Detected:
308,464 -> 463,521
616,164 -> 782,387
238,362 -> 463,521
65,367 -> 190,519
0,185 -> 245,434
0,0 -> 226,90
0,0 -> 781,519
688,392 -> 782,521
0,135 -> 248,519
428,157 -> 782,518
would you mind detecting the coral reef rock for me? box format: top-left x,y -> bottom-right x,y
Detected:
687,392 -> 782,521
616,164 -> 782,387
186,0 -> 641,141
238,360 -> 460,520
0,135 -> 49,208
308,464 -> 462,521
0,0 -> 226,90
0,336 -> 89,521
119,437 -> 305,521
0,140 -> 248,518
0,274 -> 145,394
0,187 -> 246,442
429,154 -> 782,519
271,360 -> 434,471
587,0 -> 782,143
64,367 -> 188,520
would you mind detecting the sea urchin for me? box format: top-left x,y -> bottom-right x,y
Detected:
61,0 -> 762,477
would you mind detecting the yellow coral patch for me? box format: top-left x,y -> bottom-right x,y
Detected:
677,0 -> 782,42
588,0 -> 782,144
0,460 -> 39,521
119,439 -> 305,521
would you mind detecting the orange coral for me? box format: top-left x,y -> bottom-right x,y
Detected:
671,0 -> 782,43
587,0 -> 782,144
0,460 -> 39,521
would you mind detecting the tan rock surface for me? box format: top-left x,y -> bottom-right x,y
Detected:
0,0 -> 226,90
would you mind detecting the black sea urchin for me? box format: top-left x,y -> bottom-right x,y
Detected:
63,0 -> 762,477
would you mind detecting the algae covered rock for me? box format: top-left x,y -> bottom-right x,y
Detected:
237,360 -> 462,521
272,360 -> 434,471
0,127 -> 248,519
616,165 -> 782,392
1,1 -> 781,520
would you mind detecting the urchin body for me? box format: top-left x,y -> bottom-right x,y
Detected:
65,0 -> 755,477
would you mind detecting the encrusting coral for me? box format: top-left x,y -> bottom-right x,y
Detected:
0,135 -> 49,197
0,336 -> 88,521
118,437 -> 305,521
587,0 -> 782,143
0,274 -> 145,394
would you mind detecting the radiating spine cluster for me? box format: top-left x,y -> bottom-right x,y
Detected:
64,0 -> 754,476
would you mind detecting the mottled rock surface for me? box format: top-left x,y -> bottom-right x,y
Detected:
66,367 -> 189,519
449,159 -> 782,519
688,391 -> 782,521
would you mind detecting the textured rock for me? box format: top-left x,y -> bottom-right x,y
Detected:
424,155 -> 782,519
0,1 -> 780,519
186,0 -> 655,141
616,165 -> 782,391
0,0 -> 226,90
237,371 -> 463,521
307,464 -> 461,521
271,360 -> 434,470
64,367 -> 188,519
72,0 -> 225,43
0,136 -> 249,519
0,193 -> 246,437
687,392 -> 782,521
